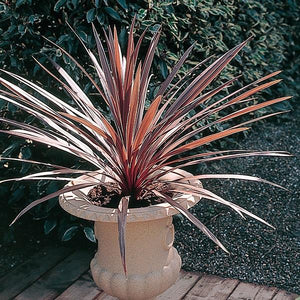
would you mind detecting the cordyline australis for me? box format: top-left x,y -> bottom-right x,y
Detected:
0,18 -> 291,274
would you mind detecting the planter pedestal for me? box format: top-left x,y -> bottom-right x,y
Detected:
59,169 -> 201,299
91,216 -> 181,300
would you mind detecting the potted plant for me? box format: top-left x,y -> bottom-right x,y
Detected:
0,18 -> 290,299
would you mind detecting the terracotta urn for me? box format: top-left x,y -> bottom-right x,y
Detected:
59,168 -> 201,300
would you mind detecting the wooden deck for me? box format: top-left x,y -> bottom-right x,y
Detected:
0,246 -> 298,300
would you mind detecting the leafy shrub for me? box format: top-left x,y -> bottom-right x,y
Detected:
0,1 -> 298,102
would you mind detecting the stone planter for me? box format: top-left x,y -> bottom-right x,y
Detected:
59,169 -> 201,300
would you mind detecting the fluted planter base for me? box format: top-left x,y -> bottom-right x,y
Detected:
59,168 -> 201,299
90,216 -> 181,300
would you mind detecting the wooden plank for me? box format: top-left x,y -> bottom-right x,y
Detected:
96,293 -> 117,300
15,249 -> 93,300
272,290 -> 299,300
0,246 -> 73,300
228,282 -> 262,299
229,282 -> 280,300
184,275 -> 239,300
254,285 -> 278,299
63,271 -> 299,300
157,270 -> 201,300
55,272 -> 102,300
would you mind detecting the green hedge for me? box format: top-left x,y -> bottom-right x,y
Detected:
0,0 -> 299,102
0,0 -> 299,241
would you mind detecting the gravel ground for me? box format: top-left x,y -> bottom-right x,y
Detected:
174,108 -> 300,294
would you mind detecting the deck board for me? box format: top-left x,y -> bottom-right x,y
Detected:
0,246 -> 73,300
96,293 -> 118,300
184,275 -> 239,300
55,272 -> 102,300
228,282 -> 274,300
253,285 -> 278,299
157,271 -> 201,300
14,249 -> 93,300
272,290 -> 299,300
0,246 -> 298,300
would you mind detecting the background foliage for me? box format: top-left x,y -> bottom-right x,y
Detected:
0,0 -> 299,242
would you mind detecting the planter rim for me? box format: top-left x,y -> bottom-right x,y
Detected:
59,168 -> 201,223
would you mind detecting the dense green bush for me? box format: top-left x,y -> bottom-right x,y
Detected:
0,0 -> 299,241
0,0 -> 298,100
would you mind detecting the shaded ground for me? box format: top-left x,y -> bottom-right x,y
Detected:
174,108 -> 299,294
0,213 -> 63,278
0,108 -> 298,294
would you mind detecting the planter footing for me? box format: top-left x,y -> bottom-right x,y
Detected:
91,247 -> 181,300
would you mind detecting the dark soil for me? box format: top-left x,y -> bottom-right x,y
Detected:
0,108 -> 298,294
87,182 -> 122,207
87,182 -> 168,208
